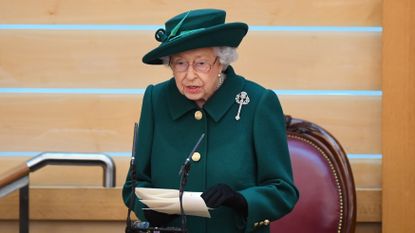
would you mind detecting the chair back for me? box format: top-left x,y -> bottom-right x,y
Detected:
271,116 -> 356,233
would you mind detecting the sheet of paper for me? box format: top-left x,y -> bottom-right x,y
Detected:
135,187 -> 211,218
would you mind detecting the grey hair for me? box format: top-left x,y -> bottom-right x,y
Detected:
160,46 -> 238,71
213,47 -> 238,71
160,56 -> 170,66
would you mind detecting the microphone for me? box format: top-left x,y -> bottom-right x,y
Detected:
128,220 -> 183,233
125,123 -> 139,233
130,123 -> 139,167
131,221 -> 150,230
179,133 -> 205,175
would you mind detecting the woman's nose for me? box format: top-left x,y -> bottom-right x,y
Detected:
184,65 -> 197,80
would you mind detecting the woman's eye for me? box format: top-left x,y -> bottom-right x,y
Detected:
175,61 -> 186,65
196,61 -> 207,66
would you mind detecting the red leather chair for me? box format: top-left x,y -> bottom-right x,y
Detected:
271,116 -> 356,233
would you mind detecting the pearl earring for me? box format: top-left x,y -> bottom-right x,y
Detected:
217,73 -> 224,88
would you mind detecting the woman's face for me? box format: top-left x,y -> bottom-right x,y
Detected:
170,47 -> 223,107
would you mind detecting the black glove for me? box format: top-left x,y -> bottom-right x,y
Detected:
201,183 -> 248,218
143,209 -> 178,227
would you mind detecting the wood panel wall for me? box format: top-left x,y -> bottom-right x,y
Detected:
0,1 -> 383,233
382,0 -> 415,232
0,1 -> 382,157
0,0 -> 381,25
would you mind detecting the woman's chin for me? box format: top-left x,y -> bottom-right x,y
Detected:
184,93 -> 202,101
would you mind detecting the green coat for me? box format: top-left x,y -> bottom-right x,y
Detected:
123,66 -> 298,233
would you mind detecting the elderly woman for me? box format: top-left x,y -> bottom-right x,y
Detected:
123,9 -> 299,233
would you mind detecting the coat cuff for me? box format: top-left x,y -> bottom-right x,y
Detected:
240,189 -> 272,233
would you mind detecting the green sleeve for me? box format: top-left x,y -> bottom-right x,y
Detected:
122,85 -> 155,221
240,89 -> 299,232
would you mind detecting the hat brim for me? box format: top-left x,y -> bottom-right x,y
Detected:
142,22 -> 248,64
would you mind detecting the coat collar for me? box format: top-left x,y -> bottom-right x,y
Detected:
168,66 -> 245,122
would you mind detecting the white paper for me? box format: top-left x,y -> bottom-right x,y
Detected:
135,187 -> 211,218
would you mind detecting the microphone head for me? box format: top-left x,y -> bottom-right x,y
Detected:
131,221 -> 150,230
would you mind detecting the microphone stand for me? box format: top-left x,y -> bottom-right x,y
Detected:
178,133 -> 205,233
179,166 -> 189,233
125,123 -> 139,233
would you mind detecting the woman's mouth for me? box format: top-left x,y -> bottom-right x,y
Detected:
185,85 -> 201,94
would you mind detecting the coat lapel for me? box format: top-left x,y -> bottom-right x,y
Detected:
204,66 -> 245,122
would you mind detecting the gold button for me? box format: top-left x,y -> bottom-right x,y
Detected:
192,152 -> 201,162
194,110 -> 203,120
264,219 -> 270,226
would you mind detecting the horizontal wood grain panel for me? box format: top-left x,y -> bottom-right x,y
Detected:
349,159 -> 382,189
0,157 -> 131,188
280,95 -> 381,154
0,157 -> 381,189
0,94 -> 140,152
0,30 -> 381,90
0,94 -> 380,154
0,187 -> 381,222
0,0 -> 381,26
355,223 -> 381,233
0,188 -> 125,220
0,221 -> 128,233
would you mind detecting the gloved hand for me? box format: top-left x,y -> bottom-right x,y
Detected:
201,183 -> 248,218
143,209 -> 178,227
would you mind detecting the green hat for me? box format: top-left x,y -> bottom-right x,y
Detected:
142,9 -> 249,64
